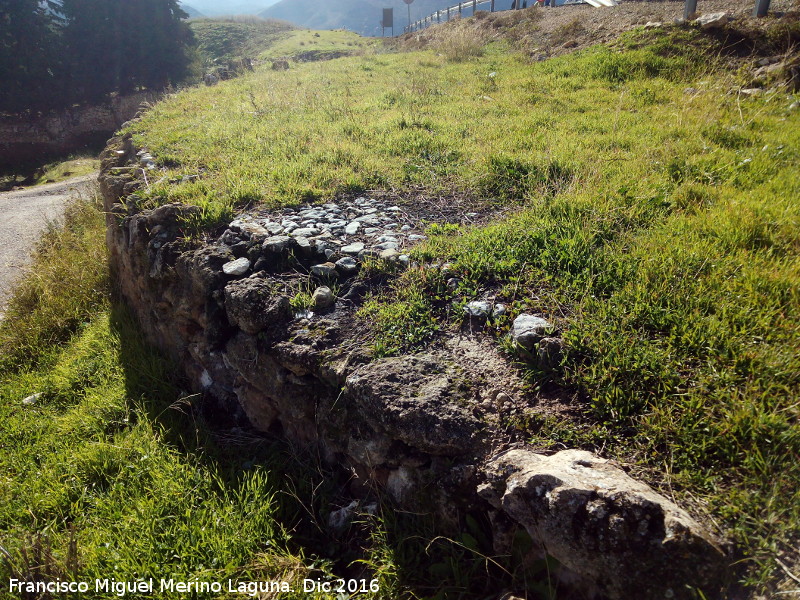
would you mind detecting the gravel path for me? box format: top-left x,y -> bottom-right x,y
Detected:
0,173 -> 97,317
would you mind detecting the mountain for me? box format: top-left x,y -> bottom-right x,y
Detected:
179,3 -> 205,18
260,0 -> 518,36
186,0 -> 281,16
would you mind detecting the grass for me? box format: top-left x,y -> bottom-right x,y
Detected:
125,26 -> 723,223
259,29 -> 377,61
0,155 -> 99,191
0,312 -> 321,599
122,20 -> 800,594
189,17 -> 297,65
34,156 -> 99,186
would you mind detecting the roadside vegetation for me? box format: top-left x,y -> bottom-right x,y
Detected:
33,157 -> 100,186
0,156 -> 99,191
122,18 -> 800,594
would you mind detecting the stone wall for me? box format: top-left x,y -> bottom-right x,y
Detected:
0,92 -> 158,169
100,133 -> 729,600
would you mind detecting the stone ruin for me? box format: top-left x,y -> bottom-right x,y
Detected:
99,132 -> 729,599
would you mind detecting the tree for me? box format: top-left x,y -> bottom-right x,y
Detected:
0,0 -> 61,113
0,0 -> 195,112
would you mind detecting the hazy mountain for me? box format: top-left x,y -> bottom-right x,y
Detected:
179,3 -> 206,18
260,0 -> 518,36
186,0 -> 281,16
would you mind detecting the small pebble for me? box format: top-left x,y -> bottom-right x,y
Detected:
345,222 -> 360,235
342,242 -> 365,255
311,263 -> 337,278
335,256 -> 359,274
22,393 -> 43,405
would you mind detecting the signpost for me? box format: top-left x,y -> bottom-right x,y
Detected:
404,0 -> 414,32
382,8 -> 394,36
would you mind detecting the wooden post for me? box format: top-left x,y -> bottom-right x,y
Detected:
753,0 -> 770,16
473,0 -> 477,12
437,10 -> 441,22
459,2 -> 462,17
683,0 -> 697,19
491,0 -> 495,11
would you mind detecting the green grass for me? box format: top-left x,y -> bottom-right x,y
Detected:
34,156 -> 99,186
126,27 -> 724,222
124,22 -> 800,593
259,29 -> 378,61
189,17 -> 297,64
0,156 -> 99,191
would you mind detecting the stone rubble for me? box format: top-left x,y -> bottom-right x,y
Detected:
511,314 -> 555,350
222,256 -> 251,276
100,135 -> 731,600
22,392 -> 43,405
222,197 -> 431,283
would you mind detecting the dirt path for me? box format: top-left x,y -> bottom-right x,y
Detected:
0,173 -> 97,317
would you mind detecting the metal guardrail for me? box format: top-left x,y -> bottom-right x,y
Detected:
405,0 -> 567,34
404,0 -> 773,34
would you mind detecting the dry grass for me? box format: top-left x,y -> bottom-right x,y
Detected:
432,20 -> 496,60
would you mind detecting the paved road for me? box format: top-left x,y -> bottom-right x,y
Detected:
0,173 -> 97,317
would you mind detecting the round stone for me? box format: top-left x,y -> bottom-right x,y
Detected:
342,242 -> 365,255
464,301 -> 492,318
263,235 -> 295,253
335,256 -> 359,274
223,257 -> 251,276
292,227 -> 320,237
312,286 -> 335,309
345,222 -> 360,235
311,262 -> 337,278
374,241 -> 398,251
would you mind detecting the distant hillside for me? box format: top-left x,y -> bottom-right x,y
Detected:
189,17 -> 296,63
179,3 -> 205,19
260,0 -> 518,36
